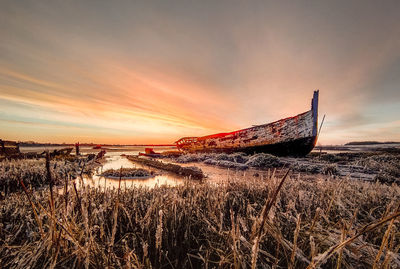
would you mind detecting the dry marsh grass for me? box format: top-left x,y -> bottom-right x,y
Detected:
0,158 -> 82,198
1,169 -> 399,268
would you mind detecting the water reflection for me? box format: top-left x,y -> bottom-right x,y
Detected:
80,154 -> 185,189
64,146 -> 277,190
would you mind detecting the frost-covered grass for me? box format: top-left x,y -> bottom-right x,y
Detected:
0,173 -> 399,268
355,154 -> 400,184
0,159 -> 78,197
174,151 -> 400,183
0,157 -> 96,197
176,152 -> 283,170
101,168 -> 151,178
176,152 -> 249,164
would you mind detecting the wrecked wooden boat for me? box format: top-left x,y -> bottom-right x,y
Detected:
175,90 -> 319,156
0,140 -> 20,156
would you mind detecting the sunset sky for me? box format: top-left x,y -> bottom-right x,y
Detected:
1,0 -> 399,145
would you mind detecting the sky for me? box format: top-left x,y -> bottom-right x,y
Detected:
0,0 -> 399,145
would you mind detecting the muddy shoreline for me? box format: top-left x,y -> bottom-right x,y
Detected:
164,148 -> 400,184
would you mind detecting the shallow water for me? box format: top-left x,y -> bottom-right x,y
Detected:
25,145 -> 357,190
75,149 -> 275,190
80,154 -> 185,189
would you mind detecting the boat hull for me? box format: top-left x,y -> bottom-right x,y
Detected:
175,91 -> 319,157
189,136 -> 316,156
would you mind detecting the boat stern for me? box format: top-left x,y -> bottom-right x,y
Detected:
311,90 -> 319,146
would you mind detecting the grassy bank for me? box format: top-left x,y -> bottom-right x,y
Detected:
173,151 -> 400,184
0,155 -> 102,198
0,159 -> 80,198
1,172 -> 399,268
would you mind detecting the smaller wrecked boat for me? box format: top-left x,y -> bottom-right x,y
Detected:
175,90 -> 319,156
139,148 -> 162,158
0,140 -> 20,156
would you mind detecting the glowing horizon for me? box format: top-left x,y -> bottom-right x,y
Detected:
1,0 -> 399,145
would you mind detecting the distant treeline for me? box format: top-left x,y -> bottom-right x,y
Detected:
18,142 -> 175,147
345,141 -> 399,145
19,143 -> 74,147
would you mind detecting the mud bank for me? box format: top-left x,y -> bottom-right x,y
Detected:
169,150 -> 400,183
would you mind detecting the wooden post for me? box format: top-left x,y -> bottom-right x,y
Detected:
75,142 -> 80,156
311,90 -> 319,137
0,140 -> 4,155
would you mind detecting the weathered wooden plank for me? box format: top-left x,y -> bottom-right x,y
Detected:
127,156 -> 204,179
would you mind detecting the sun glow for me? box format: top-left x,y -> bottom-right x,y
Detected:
1,1 -> 399,144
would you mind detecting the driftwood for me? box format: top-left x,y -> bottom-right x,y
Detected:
127,155 -> 204,180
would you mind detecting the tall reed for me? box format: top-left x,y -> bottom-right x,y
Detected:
1,166 -> 399,268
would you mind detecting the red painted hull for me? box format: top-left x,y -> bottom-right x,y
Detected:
175,91 -> 319,156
